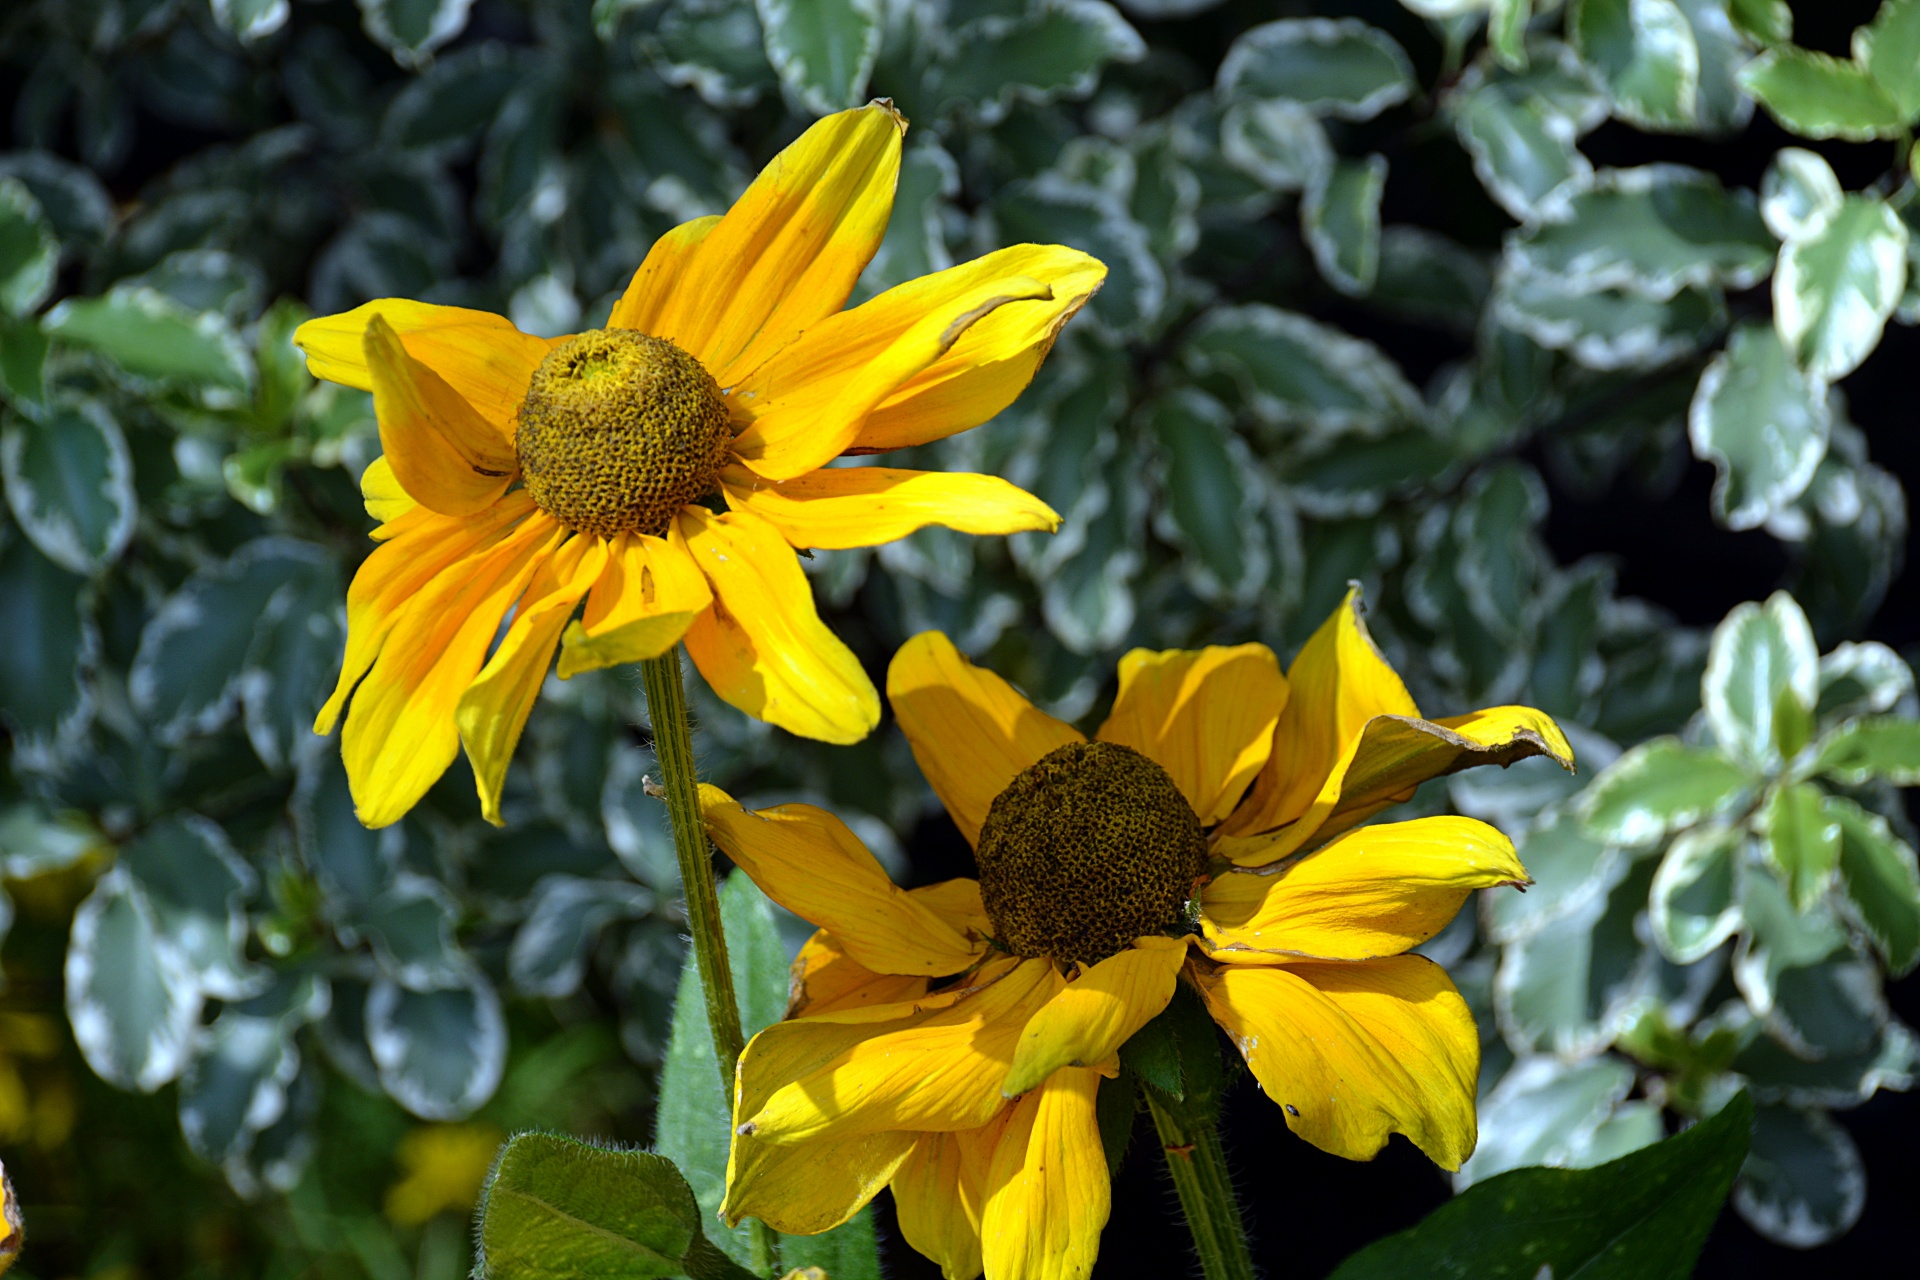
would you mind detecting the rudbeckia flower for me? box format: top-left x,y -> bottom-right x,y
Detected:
293,102 -> 1105,827
699,591 -> 1571,1280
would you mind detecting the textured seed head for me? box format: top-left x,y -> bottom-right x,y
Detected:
515,328 -> 732,538
976,740 -> 1207,965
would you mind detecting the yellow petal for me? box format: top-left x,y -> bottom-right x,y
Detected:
1002,936 -> 1187,1097
359,455 -> 416,527
1216,705 -> 1576,867
680,505 -> 880,744
294,298 -> 550,433
910,878 -> 993,939
849,246 -> 1109,454
741,958 -> 1061,1143
341,514 -> 565,828
729,276 -> 1055,480
607,214 -> 722,335
1225,587 -> 1417,839
787,929 -> 931,1019
645,103 -> 904,383
700,784 -> 985,976
315,495 -> 536,736
893,1132 -> 992,1280
1201,817 -> 1527,961
1195,956 -> 1479,1170
1095,644 -> 1288,826
723,1126 -> 916,1236
455,534 -> 608,826
980,1066 -> 1108,1280
887,631 -> 1083,847
721,464 -> 1059,549
363,315 -> 518,517
555,529 -> 712,678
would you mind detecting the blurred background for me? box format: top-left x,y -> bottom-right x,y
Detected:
1,0 -> 1917,1277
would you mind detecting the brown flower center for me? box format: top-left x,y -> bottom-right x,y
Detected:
515,328 -> 731,539
975,740 -> 1207,965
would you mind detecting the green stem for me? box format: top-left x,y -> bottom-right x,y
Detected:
640,647 -> 747,1087
638,649 -> 779,1274
1146,1088 -> 1256,1280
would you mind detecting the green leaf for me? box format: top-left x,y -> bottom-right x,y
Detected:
1732,869 -> 1847,1012
1219,99 -> 1331,194
1489,0 -> 1533,70
1329,1093 -> 1752,1280
1857,0 -> 1920,118
1702,592 -> 1819,768
1816,640 -> 1915,722
1494,856 -> 1662,1057
44,287 -> 254,391
366,973 -> 507,1120
1570,0 -> 1702,130
1732,1104 -> 1863,1247
66,867 -> 202,1092
178,972 -> 325,1168
655,873 -> 789,1266
356,0 -> 476,69
211,0 -> 291,43
0,315 -> 48,405
1740,47 -> 1908,140
1650,824 -> 1744,962
933,0 -> 1145,124
1123,982 -> 1225,1122
1579,737 -> 1752,846
1759,147 -> 1843,242
1,398 -> 136,574
781,1204 -> 881,1280
1774,194 -> 1909,380
1485,808 -> 1623,944
1732,1015 -> 1918,1106
1688,322 -> 1831,532
1762,782 -> 1842,910
1674,0 -> 1760,134
1811,715 -> 1920,785
0,534 -> 92,766
756,0 -> 880,114
381,44 -> 521,153
129,538 -> 334,745
1450,47 -> 1607,221
476,1133 -> 757,1280
1499,273 -> 1723,371
1828,793 -> 1920,973
0,176 -> 56,317
1183,304 -> 1421,434
1148,388 -> 1249,594
1303,154 -> 1385,296
1728,0 -> 1791,43
1215,18 -> 1414,121
1510,165 -> 1774,299
123,814 -> 262,1001
1455,1056 -> 1641,1188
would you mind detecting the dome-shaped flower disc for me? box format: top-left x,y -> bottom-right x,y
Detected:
699,591 -> 1573,1280
291,102 -> 1107,828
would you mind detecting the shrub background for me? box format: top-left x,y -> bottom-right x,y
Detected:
1,1 -> 1917,1277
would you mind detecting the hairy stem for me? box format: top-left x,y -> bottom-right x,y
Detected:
1146,1088 -> 1256,1280
640,647 -> 746,1087
639,648 -> 779,1274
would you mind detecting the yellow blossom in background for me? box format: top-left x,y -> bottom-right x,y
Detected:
1,1156 -> 20,1278
700,590 -> 1571,1280
293,101 -> 1105,828
0,1013 -> 75,1154
383,1124 -> 506,1227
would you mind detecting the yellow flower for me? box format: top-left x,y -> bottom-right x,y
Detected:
0,1156 -> 19,1278
701,590 -> 1571,1280
294,102 -> 1105,827
383,1123 -> 505,1226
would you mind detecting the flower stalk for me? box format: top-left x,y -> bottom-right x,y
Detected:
639,646 -> 747,1091
1146,1086 -> 1256,1280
